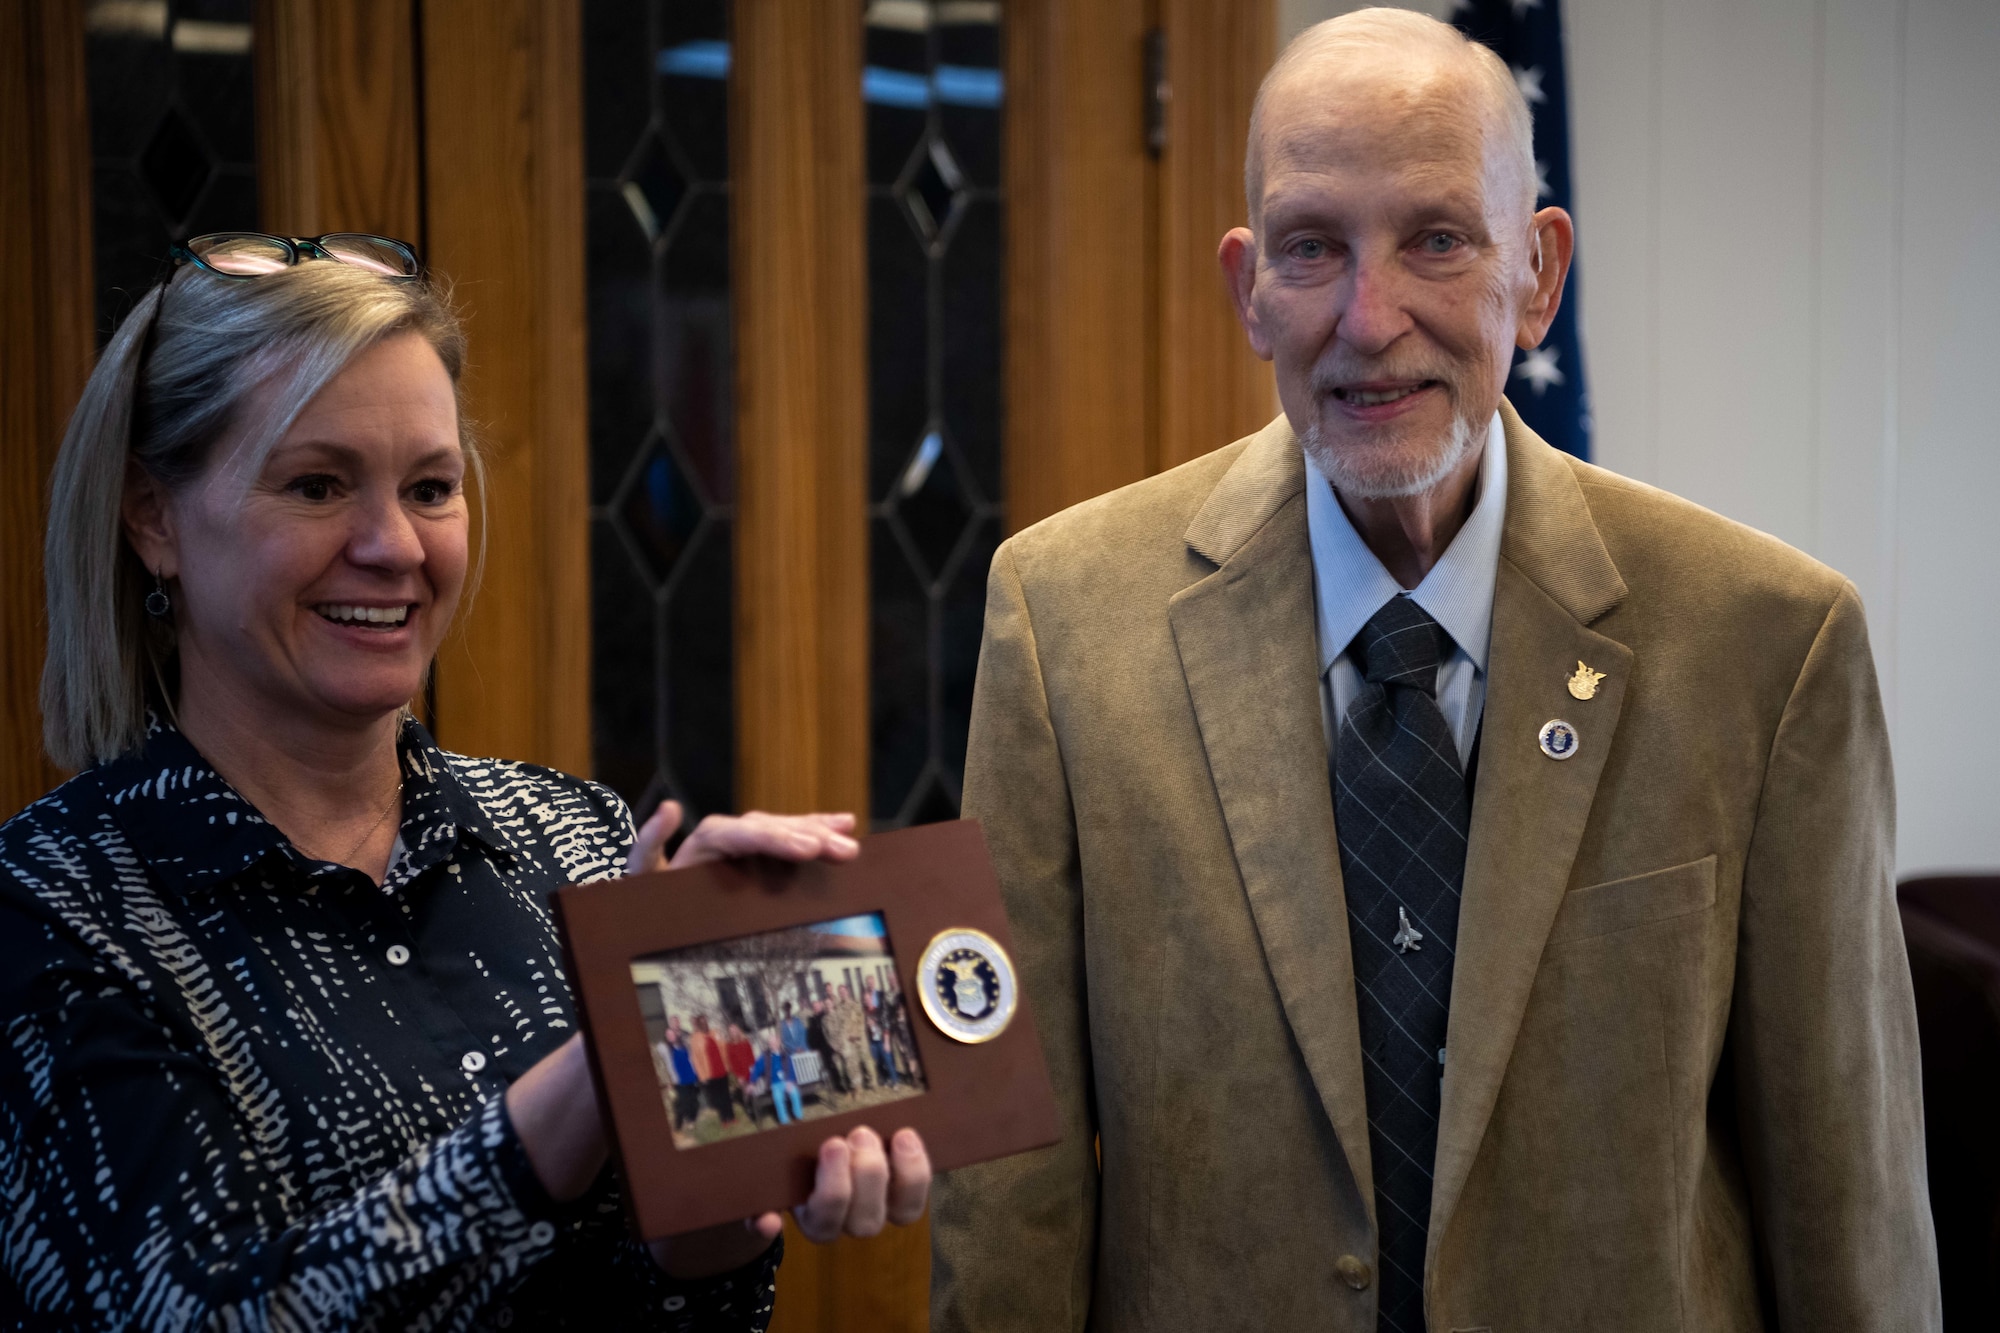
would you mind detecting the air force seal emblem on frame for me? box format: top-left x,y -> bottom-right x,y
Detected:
918,928 -> 1018,1044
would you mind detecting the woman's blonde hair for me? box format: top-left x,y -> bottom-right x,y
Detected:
42,259 -> 475,771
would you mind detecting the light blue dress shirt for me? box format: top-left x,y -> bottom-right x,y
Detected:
1305,412 -> 1508,767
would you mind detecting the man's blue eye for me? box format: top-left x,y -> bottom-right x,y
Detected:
1423,233 -> 1457,254
1296,239 -> 1325,259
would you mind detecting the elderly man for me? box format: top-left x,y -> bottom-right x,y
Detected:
931,9 -> 1937,1331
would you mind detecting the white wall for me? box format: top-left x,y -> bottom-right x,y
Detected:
1277,0 -> 2000,875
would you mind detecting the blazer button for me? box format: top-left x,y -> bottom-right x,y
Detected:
1335,1255 -> 1372,1290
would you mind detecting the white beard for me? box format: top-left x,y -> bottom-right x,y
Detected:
1301,409 -> 1483,500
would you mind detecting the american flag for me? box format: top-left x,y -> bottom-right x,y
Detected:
1449,0 -> 1591,461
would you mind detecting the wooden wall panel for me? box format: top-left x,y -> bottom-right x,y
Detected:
1156,0 -> 1277,472
1004,0 -> 1155,532
732,2 -> 921,1328
733,0 -> 869,826
253,0 -> 421,239
420,0 -> 591,774
1005,0 -> 1273,530
0,0 -> 91,812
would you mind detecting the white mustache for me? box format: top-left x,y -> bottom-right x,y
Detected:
1310,366 -> 1455,396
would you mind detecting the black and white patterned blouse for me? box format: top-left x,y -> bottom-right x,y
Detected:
0,717 -> 779,1331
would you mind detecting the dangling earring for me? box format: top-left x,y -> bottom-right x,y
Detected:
144,570 -> 171,618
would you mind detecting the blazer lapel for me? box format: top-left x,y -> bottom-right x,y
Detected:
1168,418 -> 1377,1205
1428,401 -> 1634,1254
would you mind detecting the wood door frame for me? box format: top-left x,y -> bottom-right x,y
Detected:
0,0 -> 1275,821
1154,0 -> 1277,475
419,0 -> 592,775
0,0 -> 91,812
734,13 -> 929,1330
733,0 -> 870,827
258,0 -> 593,774
1007,0 -> 1274,533
254,0 -> 423,242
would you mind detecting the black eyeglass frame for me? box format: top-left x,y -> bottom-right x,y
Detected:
168,231 -> 424,281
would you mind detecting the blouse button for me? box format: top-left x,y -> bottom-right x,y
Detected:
461,1051 -> 488,1074
1335,1254 -> 1373,1290
385,944 -> 411,967
527,1220 -> 556,1247
492,1304 -> 515,1328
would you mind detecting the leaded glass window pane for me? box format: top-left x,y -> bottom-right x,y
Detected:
585,0 -> 736,820
85,0 -> 258,339
865,0 -> 1004,828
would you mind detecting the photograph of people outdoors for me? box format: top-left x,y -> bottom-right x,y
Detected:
630,913 -> 928,1149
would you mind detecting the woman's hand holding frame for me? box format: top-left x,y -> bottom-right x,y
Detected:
507,801 -> 932,1280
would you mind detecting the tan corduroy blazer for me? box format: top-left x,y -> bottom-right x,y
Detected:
932,404 -> 1939,1332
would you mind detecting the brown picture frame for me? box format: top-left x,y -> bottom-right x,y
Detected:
553,818 -> 1061,1239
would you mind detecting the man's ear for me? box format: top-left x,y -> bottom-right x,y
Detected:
121,458 -> 180,581
1217,227 -> 1275,361
1516,206 -> 1575,350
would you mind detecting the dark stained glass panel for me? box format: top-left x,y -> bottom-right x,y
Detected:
866,0 -> 1004,828
85,0 -> 258,340
585,0 -> 736,822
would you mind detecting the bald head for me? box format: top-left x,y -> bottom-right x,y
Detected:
1246,8 -> 1535,228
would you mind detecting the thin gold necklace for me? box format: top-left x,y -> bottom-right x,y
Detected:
339,776 -> 405,866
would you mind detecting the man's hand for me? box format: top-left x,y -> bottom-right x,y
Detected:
649,1126 -> 933,1278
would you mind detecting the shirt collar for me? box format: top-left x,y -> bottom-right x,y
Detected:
98,714 -> 511,897
391,720 -> 515,882
1303,411 -> 1508,674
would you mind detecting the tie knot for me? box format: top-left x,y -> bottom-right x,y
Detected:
1351,595 -> 1450,692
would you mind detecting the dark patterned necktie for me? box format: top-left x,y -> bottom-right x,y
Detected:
1332,595 -> 1470,1332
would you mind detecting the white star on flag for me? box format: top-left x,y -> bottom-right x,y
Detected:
1511,0 -> 1543,15
1445,0 -> 1475,15
1535,158 -> 1552,199
1514,345 -> 1565,395
1513,64 -> 1546,105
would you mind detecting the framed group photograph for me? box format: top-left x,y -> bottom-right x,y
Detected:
554,819 -> 1061,1239
630,911 -> 928,1151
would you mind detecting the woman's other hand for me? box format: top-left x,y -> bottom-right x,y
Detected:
624,803 -> 860,877
650,1126 -> 932,1278
788,1125 -> 932,1242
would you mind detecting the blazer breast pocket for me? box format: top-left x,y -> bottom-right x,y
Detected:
1547,855 -> 1717,947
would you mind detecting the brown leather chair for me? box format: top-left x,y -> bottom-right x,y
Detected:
1900,874 -> 2000,1326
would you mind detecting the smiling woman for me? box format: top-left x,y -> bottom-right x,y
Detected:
6,239 -> 930,1331
117,329 -> 473,848
42,256 -> 471,776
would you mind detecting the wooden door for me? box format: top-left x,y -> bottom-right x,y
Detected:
0,0 -> 89,814
1007,0 -> 1275,532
